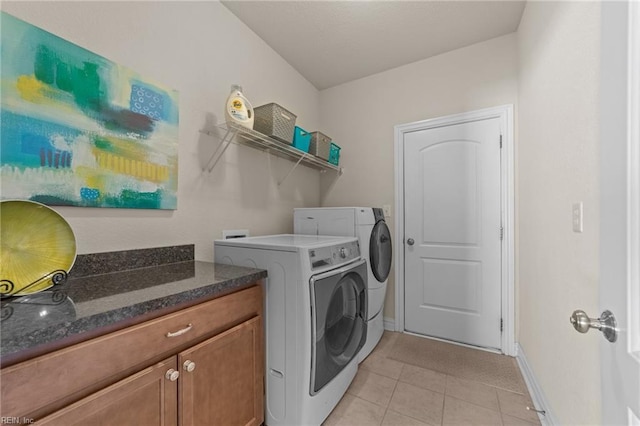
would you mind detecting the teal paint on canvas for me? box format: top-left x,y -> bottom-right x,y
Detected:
0,12 -> 179,209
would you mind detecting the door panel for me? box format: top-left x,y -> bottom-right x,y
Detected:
421,259 -> 481,314
36,358 -> 178,426
600,2 -> 640,423
310,260 -> 367,394
404,118 -> 502,350
421,142 -> 479,246
178,317 -> 263,426
370,220 -> 392,282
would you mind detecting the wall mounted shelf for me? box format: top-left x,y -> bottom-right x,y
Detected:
201,121 -> 343,186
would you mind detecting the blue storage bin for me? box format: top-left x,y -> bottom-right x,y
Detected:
328,143 -> 341,166
292,126 -> 311,152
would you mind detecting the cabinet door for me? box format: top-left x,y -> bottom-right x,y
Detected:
178,316 -> 263,426
36,358 -> 178,426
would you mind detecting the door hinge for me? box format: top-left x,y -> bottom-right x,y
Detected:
500,226 -> 504,240
500,318 -> 504,332
499,134 -> 503,148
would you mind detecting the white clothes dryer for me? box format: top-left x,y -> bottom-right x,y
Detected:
214,234 -> 367,426
294,208 -> 392,362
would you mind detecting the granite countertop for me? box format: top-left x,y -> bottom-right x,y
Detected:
0,245 -> 266,367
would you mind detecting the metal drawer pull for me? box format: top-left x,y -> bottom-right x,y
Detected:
166,323 -> 193,338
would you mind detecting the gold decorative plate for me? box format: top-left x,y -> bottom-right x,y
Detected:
0,200 -> 77,296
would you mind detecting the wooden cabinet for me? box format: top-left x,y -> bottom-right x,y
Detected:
179,316 -> 263,426
1,284 -> 263,426
36,358 -> 178,426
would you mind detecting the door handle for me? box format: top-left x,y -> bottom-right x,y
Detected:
406,238 -> 415,246
569,309 -> 617,343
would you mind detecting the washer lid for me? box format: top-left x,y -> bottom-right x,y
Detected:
214,234 -> 357,251
370,221 -> 392,282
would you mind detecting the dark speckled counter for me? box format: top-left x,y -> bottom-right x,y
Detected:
0,245 -> 266,367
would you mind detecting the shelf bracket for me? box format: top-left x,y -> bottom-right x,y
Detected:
277,154 -> 306,186
202,127 -> 235,172
322,167 -> 344,176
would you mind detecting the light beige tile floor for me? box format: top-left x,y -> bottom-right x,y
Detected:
323,332 -> 542,426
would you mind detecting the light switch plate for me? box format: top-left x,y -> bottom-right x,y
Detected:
572,202 -> 583,233
382,204 -> 391,217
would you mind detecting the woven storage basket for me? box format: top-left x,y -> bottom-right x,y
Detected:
253,103 -> 297,144
309,132 -> 332,160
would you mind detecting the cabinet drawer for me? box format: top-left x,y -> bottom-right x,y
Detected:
1,284 -> 262,420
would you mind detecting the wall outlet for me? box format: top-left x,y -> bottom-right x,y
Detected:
382,204 -> 391,217
572,202 -> 583,233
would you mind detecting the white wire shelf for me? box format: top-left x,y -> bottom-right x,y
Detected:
200,121 -> 343,185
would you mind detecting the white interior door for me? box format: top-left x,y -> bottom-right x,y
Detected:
600,2 -> 640,423
403,117 -> 502,350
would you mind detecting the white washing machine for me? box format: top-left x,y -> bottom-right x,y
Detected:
294,207 -> 392,362
214,234 -> 367,426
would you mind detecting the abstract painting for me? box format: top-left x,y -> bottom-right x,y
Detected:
0,12 -> 179,209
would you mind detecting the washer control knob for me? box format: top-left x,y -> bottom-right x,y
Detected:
339,247 -> 348,258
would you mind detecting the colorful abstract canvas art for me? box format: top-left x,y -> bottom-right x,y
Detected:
0,12 -> 179,209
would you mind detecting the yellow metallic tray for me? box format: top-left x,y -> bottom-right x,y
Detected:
0,200 -> 77,296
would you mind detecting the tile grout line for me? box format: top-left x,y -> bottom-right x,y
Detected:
493,384 -> 506,426
441,374 -> 451,425
444,374 -> 503,414
380,373 -> 401,426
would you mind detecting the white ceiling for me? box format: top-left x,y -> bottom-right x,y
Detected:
221,1 -> 526,90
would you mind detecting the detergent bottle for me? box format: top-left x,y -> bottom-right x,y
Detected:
225,85 -> 254,129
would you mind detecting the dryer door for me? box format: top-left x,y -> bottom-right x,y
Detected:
310,259 -> 367,395
370,220 -> 392,282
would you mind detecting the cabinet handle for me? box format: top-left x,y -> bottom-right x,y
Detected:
183,360 -> 196,372
165,369 -> 180,381
166,323 -> 193,338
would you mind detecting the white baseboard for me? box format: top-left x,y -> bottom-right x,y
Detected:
516,343 -> 558,426
383,316 -> 395,331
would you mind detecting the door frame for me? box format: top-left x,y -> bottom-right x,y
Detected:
627,0 -> 640,361
393,105 -> 515,356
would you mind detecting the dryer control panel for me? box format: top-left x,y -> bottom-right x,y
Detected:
308,241 -> 360,270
